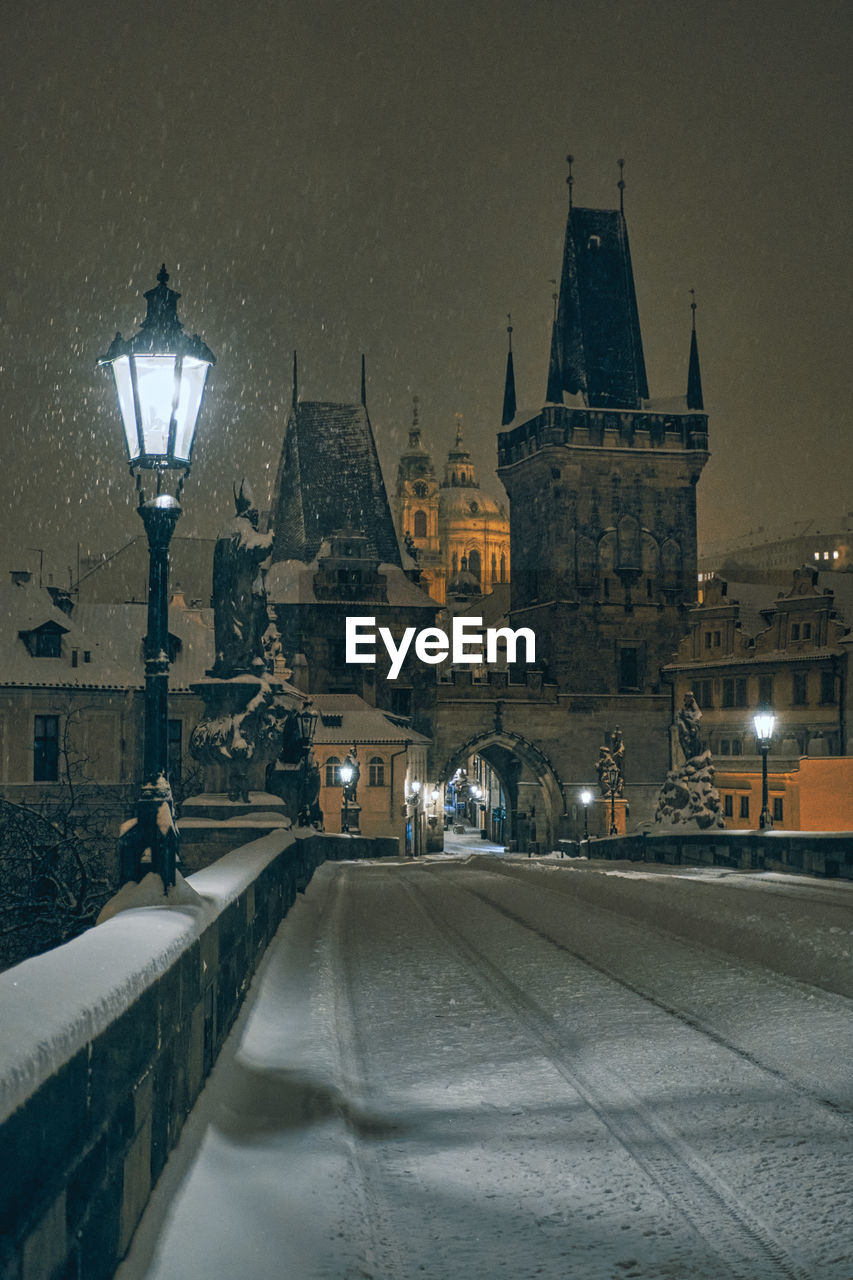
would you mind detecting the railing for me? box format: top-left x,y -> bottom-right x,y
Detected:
0,828 -> 396,1280
559,829 -> 853,879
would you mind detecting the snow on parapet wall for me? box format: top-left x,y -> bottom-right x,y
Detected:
0,828 -> 296,1123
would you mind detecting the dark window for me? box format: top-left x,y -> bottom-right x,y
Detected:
33,715 -> 59,781
413,510 -> 427,539
772,797 -> 784,822
790,623 -> 800,641
325,756 -> 342,787
723,794 -> 733,817
34,628 -> 61,657
713,630 -> 721,647
722,677 -> 747,708
802,623 -> 812,640
368,756 -> 385,787
71,649 -> 79,668
739,795 -> 750,820
792,672 -> 808,706
391,688 -> 412,718
468,549 -> 481,584
83,650 -> 91,663
758,675 -> 773,708
704,631 -> 712,649
168,719 -> 182,783
820,671 -> 836,704
694,679 -> 713,709
719,739 -> 731,756
619,648 -> 639,690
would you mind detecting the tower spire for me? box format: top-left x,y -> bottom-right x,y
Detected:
617,158 -> 625,214
686,290 -> 704,411
566,153 -> 574,210
292,350 -> 298,412
501,312 -> 517,425
360,353 -> 367,407
408,395 -> 422,448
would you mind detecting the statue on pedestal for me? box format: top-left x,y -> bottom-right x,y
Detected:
596,726 -> 625,796
209,481 -> 273,678
655,691 -> 724,829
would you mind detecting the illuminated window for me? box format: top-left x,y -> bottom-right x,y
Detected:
368,756 -> 385,786
325,756 -> 342,787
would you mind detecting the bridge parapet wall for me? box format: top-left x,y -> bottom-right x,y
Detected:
559,830 -> 853,879
0,829 -> 395,1280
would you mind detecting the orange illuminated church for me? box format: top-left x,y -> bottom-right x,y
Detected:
393,402 -> 510,606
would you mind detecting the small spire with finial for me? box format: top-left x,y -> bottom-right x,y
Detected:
549,278 -> 558,322
686,289 -> 704,411
506,312 -> 513,352
292,351 -> 298,411
412,394 -> 419,428
360,353 -> 366,407
617,159 -> 625,213
455,412 -> 464,447
502,313 -> 517,425
566,154 -> 574,210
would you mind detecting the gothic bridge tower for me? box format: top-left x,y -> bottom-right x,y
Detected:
497,186 -> 709,697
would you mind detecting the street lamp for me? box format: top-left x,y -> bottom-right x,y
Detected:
753,711 -> 775,830
580,788 -> 592,842
297,702 -> 319,747
340,760 -> 354,833
407,779 -> 422,857
100,265 -> 215,888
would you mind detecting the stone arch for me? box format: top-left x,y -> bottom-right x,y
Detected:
436,729 -> 566,852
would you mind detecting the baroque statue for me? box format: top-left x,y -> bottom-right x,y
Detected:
209,480 -> 273,678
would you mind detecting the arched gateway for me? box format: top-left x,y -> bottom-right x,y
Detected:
437,729 -> 566,853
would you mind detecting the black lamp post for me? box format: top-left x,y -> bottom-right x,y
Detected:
408,779 -> 422,856
297,702 -> 319,748
100,265 -> 215,887
580,788 -> 592,842
753,712 -> 775,830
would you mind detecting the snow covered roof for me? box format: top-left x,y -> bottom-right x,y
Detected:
310,693 -> 429,746
265,554 -> 437,610
0,580 -> 214,692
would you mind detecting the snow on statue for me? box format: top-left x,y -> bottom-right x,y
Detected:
209,480 -> 274,678
655,690 -> 725,829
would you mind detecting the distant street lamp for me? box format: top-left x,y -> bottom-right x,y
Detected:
100,265 -> 215,888
297,702 -> 319,748
580,788 -> 593,842
753,712 -> 775,830
407,778 -> 422,856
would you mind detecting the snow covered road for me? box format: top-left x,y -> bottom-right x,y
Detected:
118,856 -> 853,1279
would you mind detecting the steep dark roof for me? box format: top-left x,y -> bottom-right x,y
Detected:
547,206 -> 649,409
270,401 -> 402,566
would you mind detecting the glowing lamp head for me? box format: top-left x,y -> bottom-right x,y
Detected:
430,788 -> 440,802
580,789 -> 593,807
339,762 -> 354,785
100,265 -> 215,470
411,779 -> 421,794
753,712 -> 775,745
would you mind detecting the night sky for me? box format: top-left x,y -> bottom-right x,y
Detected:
2,0 -> 851,586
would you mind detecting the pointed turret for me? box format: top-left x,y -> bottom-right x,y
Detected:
501,315 -> 517,425
360,353 -> 367,407
291,351 -> 298,412
546,160 -> 648,409
686,293 -> 704,411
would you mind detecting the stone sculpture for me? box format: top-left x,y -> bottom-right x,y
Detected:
655,691 -> 724,829
209,481 -> 273,678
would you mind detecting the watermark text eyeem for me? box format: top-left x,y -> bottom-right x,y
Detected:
345,616 -> 536,680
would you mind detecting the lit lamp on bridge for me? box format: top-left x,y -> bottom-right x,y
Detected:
580,788 -> 593,842
407,779 -> 422,857
100,265 -> 215,888
340,760 -> 354,833
753,711 -> 775,831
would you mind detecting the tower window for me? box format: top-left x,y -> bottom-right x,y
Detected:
413,509 -> 427,538
619,647 -> 640,690
368,756 -> 385,787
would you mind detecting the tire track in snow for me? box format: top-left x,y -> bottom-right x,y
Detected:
402,867 -> 813,1280
325,864 -> 409,1280
455,871 -> 853,1124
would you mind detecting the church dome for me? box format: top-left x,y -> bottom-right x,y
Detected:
438,487 -> 503,518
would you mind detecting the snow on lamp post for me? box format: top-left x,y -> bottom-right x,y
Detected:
753,712 -> 775,831
100,265 -> 215,888
580,788 -> 592,842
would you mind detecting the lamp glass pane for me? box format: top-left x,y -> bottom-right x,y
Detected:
112,356 -> 140,459
173,357 -> 209,461
134,355 -> 177,457
753,713 -> 775,741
